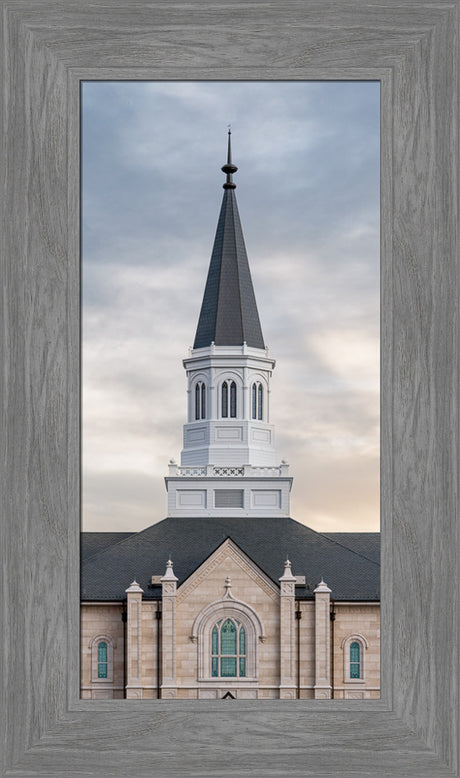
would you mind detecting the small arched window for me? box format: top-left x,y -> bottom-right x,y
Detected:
222,381 -> 237,418
350,641 -> 361,679
211,618 -> 246,678
251,382 -> 263,420
195,382 -> 206,420
230,381 -> 237,418
222,381 -> 228,417
97,641 -> 108,678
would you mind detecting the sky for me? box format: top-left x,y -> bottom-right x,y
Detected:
81,81 -> 380,534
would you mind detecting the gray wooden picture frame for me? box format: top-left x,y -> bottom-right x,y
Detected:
1,1 -> 458,776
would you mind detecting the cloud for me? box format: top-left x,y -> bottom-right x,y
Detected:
81,81 -> 380,533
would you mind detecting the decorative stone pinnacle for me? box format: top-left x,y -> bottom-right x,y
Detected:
223,576 -> 234,598
125,579 -> 144,593
161,559 -> 178,582
279,558 -> 296,582
314,578 -> 332,594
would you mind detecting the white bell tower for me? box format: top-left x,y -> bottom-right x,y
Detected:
165,131 -> 292,517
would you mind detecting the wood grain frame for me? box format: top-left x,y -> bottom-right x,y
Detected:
1,2 -> 458,775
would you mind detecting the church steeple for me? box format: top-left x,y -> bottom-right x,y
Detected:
193,131 -> 265,350
165,133 -> 292,518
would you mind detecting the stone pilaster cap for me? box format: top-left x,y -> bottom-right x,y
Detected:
314,578 -> 332,594
161,559 -> 179,582
125,579 -> 144,593
279,558 -> 296,582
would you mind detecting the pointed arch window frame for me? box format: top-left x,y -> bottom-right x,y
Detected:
191,598 -> 265,683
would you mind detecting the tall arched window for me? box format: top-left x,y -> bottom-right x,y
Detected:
349,641 -> 361,678
222,381 -> 228,417
211,618 -> 246,678
222,381 -> 237,418
251,382 -> 263,420
97,641 -> 108,678
195,382 -> 206,420
230,381 -> 237,417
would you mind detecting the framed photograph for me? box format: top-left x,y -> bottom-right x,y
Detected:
1,1 -> 458,776
80,81 -> 381,704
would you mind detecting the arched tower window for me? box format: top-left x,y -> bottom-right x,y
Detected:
195,382 -> 206,420
230,381 -> 237,418
251,382 -> 263,420
350,641 -> 361,679
222,381 -> 237,418
211,618 -> 246,678
222,381 -> 228,417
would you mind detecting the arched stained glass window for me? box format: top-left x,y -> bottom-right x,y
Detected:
222,381 -> 228,418
230,381 -> 237,418
211,618 -> 246,678
97,641 -> 108,678
350,641 -> 360,678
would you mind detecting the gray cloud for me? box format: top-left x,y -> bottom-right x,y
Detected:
82,81 -> 380,533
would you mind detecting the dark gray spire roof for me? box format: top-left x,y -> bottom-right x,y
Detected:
193,132 -> 265,350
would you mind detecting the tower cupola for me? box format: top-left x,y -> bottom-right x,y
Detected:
165,134 -> 292,518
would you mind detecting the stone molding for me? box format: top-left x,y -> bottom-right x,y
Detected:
176,538 -> 278,604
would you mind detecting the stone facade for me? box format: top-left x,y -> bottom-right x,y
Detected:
81,540 -> 380,700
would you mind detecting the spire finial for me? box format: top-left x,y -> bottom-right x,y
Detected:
222,128 -> 237,189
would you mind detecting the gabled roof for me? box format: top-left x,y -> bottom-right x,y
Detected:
193,132 -> 265,349
81,516 -> 380,602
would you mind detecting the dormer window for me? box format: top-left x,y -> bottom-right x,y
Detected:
195,382 -> 206,420
251,382 -> 263,420
222,381 -> 237,418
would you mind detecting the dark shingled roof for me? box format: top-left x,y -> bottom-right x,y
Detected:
323,533 -> 380,565
81,532 -> 135,560
193,144 -> 265,349
81,517 -> 380,602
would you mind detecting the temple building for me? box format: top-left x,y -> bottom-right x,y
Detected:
81,132 -> 380,700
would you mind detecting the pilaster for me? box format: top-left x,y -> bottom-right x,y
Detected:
279,559 -> 297,699
314,578 -> 332,699
125,580 -> 144,699
160,559 -> 178,699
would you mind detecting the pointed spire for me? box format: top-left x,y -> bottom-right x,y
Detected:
221,128 -> 237,189
193,132 -> 265,350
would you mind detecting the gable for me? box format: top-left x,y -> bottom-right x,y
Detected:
177,538 -> 279,605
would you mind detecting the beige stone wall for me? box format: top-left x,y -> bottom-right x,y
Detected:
80,603 -> 124,699
175,541 -> 280,699
332,603 -> 380,699
80,569 -> 380,700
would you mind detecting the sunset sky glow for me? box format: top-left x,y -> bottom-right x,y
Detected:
82,81 -> 380,533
